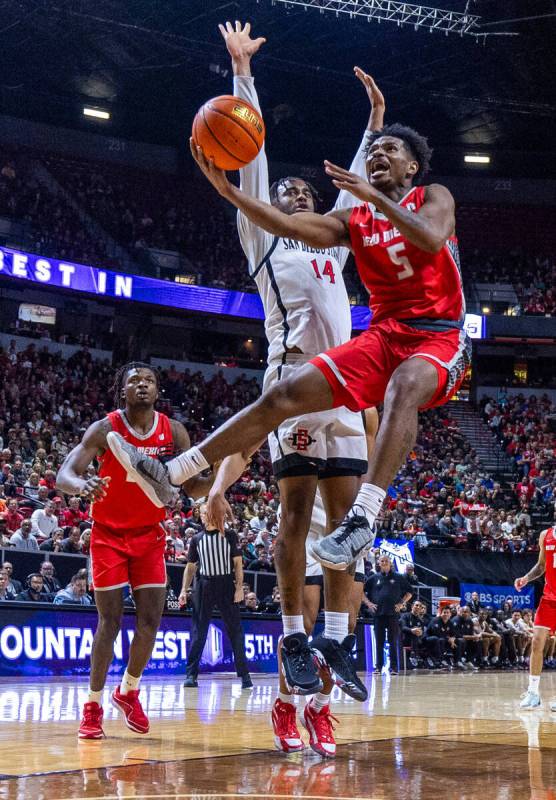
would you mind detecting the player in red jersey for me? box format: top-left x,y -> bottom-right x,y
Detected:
109,122 -> 470,582
56,363 -> 213,739
515,527 -> 556,710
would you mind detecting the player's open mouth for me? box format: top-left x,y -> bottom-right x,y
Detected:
370,159 -> 389,176
294,203 -> 309,211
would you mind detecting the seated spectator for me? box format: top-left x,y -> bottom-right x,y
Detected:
39,561 -> 62,594
401,601 -> 433,668
0,570 -> 17,600
247,546 -> 274,572
60,526 -> 83,554
242,591 -> 261,613
476,609 -> 501,667
54,573 -> 92,605
0,515 -> 11,546
450,606 -> 481,669
1,561 -> 22,595
261,585 -> 281,614
60,496 -> 89,528
403,564 -> 420,589
80,528 -> 91,555
4,498 -> 23,533
468,592 -> 483,615
15,573 -> 51,603
10,519 -> 39,550
39,528 -> 66,552
31,500 -> 59,540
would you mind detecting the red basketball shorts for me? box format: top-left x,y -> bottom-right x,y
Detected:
534,596 -> 556,634
90,521 -> 167,591
311,319 -> 471,412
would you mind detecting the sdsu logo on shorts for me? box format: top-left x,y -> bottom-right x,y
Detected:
288,428 -> 316,451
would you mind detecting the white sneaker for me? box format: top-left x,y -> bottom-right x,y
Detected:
549,699 -> 556,712
520,690 -> 541,709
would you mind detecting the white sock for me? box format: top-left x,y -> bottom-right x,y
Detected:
324,611 -> 349,643
278,691 -> 294,705
350,483 -> 386,527
528,675 -> 541,693
311,692 -> 331,712
88,688 -> 102,705
167,446 -> 209,485
282,615 -> 306,637
120,669 -> 141,695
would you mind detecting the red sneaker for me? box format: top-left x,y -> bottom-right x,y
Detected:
271,698 -> 304,753
78,702 -> 104,740
111,687 -> 149,734
301,699 -> 338,757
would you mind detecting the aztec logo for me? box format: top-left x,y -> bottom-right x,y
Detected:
288,428 -> 316,451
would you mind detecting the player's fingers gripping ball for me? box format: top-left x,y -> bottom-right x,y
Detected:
192,95 -> 265,170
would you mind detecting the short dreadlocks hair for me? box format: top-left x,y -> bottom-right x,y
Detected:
269,177 -> 322,209
365,124 -> 433,184
111,361 -> 159,409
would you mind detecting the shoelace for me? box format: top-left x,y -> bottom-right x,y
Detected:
275,703 -> 299,737
83,705 -> 101,724
312,707 -> 339,741
288,645 -> 315,675
332,512 -> 369,545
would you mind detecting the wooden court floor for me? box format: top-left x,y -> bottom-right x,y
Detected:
1,671 -> 556,799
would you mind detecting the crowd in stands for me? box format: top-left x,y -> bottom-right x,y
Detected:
1,154 -> 554,312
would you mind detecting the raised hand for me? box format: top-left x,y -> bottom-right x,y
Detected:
189,139 -> 233,197
81,475 -> 110,502
206,491 -> 236,535
218,20 -> 266,63
354,67 -> 385,132
324,160 -> 380,203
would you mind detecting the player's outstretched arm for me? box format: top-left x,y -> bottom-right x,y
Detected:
514,529 -> 547,590
355,67 -> 385,133
56,419 -> 111,501
190,139 -> 349,249
206,439 -> 265,533
219,20 -> 266,78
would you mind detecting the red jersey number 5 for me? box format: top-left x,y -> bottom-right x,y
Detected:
387,242 -> 415,281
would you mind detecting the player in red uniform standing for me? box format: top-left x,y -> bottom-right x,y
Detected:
515,526 -> 556,710
57,363 -> 213,739
110,124 -> 470,599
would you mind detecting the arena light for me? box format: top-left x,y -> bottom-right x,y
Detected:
482,306 -> 491,314
464,154 -> 491,164
83,107 -> 110,121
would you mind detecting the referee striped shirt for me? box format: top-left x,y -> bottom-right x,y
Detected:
187,528 -> 240,577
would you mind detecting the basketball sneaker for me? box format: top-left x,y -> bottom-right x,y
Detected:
78,702 -> 104,739
281,633 -> 323,695
550,699 -> 556,712
311,509 -> 374,570
519,690 -> 541,709
271,699 -> 304,753
106,431 -> 178,508
311,634 -> 368,701
111,687 -> 150,734
301,699 -> 338,758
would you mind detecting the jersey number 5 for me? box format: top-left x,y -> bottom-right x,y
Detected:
311,259 -> 336,284
387,242 -> 415,281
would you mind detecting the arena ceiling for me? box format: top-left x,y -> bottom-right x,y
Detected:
1,0 -> 555,176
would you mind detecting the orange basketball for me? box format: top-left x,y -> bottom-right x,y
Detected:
192,95 -> 265,170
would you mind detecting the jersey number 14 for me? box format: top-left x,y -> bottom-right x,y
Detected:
311,259 -> 336,284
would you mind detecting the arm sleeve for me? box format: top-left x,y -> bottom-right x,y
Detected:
187,536 -> 199,564
330,129 -> 373,269
227,530 -> 241,558
233,76 -> 274,271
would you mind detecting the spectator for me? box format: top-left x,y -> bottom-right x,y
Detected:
39,528 -> 65,552
5,499 -> 23,533
31,500 -> 59,540
2,561 -> 22,595
450,606 -> 481,669
468,592 -> 483,614
60,526 -> 83,554
0,515 -> 11,546
10,519 -> 39,550
403,564 -> 420,589
15,573 -> 51,603
53,573 -> 92,605
0,570 -> 17,600
242,591 -> 261,613
249,508 -> 268,533
247,546 -> 273,572
39,561 -> 62,594
61,496 -> 89,528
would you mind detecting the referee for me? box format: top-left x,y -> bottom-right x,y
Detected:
365,555 -> 413,674
179,504 -> 252,689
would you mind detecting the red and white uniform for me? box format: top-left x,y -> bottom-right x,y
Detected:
91,410 -> 173,591
534,527 -> 556,633
311,186 -> 471,412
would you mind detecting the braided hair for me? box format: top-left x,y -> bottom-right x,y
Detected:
269,177 -> 322,209
111,361 -> 159,408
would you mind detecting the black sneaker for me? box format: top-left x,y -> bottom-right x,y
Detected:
311,634 -> 368,702
183,676 -> 198,687
281,633 -> 323,695
107,431 -> 179,507
241,675 -> 253,689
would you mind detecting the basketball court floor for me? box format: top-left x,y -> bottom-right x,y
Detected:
1,671 -> 555,799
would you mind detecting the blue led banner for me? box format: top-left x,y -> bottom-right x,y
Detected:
460,582 -> 535,609
0,246 -> 484,337
0,606 -> 368,677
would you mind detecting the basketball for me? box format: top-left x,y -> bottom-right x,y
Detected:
192,94 -> 265,170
